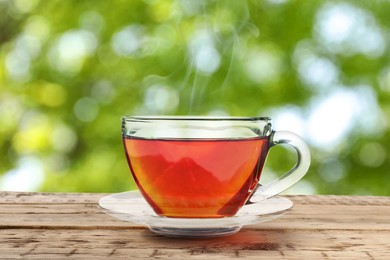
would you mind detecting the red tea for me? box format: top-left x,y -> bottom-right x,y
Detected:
124,136 -> 269,218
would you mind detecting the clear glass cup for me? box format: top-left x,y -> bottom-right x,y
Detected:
122,116 -> 310,218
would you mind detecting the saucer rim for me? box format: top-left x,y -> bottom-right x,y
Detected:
99,190 -> 293,225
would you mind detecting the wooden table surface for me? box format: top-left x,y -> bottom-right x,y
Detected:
0,192 -> 389,259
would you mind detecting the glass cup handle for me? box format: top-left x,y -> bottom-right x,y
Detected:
249,131 -> 311,203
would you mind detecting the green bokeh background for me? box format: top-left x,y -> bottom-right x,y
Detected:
1,0 -> 389,195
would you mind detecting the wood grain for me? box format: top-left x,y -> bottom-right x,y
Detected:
0,191 -> 389,259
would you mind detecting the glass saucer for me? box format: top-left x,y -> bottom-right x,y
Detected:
99,191 -> 293,238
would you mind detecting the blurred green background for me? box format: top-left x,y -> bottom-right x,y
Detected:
1,0 -> 389,195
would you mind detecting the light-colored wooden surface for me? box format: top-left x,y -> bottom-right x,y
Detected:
0,192 -> 389,259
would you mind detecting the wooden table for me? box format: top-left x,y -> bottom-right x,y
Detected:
1,192 -> 389,259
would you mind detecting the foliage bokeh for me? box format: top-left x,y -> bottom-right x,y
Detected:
1,0 -> 390,195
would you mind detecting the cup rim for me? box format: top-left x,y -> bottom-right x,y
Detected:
122,115 -> 272,122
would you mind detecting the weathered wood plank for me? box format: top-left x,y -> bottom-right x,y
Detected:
0,191 -> 105,204
0,204 -> 389,230
1,203 -> 390,215
0,204 -> 389,221
0,216 -> 389,230
285,194 -> 390,206
0,249 -> 387,260
1,192 -> 389,206
0,228 -> 389,259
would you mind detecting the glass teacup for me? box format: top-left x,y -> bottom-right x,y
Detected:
122,116 -> 310,218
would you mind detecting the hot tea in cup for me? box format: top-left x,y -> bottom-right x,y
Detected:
122,116 -> 310,218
